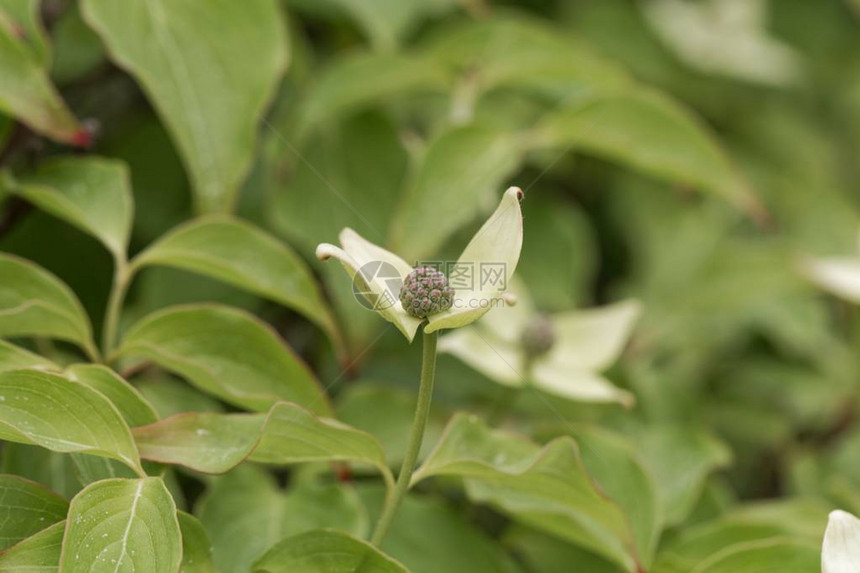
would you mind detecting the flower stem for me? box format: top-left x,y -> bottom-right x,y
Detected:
101,257 -> 131,360
371,329 -> 438,546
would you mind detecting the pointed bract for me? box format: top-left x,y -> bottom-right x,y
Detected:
822,510 -> 860,573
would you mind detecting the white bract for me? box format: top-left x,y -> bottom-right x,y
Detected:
439,278 -> 641,406
801,232 -> 860,304
316,187 -> 524,341
822,510 -> 860,573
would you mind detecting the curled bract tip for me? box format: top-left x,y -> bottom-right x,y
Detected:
507,186 -> 524,201
501,293 -> 518,306
315,243 -> 337,261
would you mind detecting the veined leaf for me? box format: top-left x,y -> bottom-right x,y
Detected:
391,125 -> 523,262
61,477 -> 181,572
178,511 -> 216,573
0,253 -> 97,359
133,401 -> 392,485
7,157 -> 133,259
0,10 -> 84,144
532,89 -> 762,216
252,530 -> 409,573
0,340 -> 56,372
81,0 -> 288,213
118,304 -> 331,415
0,369 -> 142,474
199,466 -> 367,573
65,364 -> 158,428
0,475 -> 68,550
132,216 -> 341,350
0,520 -> 64,570
414,413 -> 639,572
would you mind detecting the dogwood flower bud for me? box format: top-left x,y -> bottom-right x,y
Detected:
400,266 -> 454,319
521,315 -> 555,357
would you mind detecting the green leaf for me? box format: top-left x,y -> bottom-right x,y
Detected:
65,364 -> 158,427
61,477 -> 181,572
0,520 -> 64,570
0,340 -> 56,372
0,9 -> 83,144
6,157 -> 133,259
81,0 -> 288,213
133,401 -> 392,485
252,530 -> 409,573
0,475 -> 68,550
178,511 -> 216,573
132,216 -> 341,349
692,539 -> 820,573
335,383 -> 446,468
0,0 -> 46,61
422,15 -> 630,98
636,425 -> 732,526
390,126 -> 523,262
575,428 -> 662,566
306,0 -> 460,52
414,413 -> 638,572
135,376 -> 225,419
199,466 -> 367,573
358,485 -> 522,573
0,253 -> 97,359
1,443 -> 81,499
532,89 -> 762,216
297,52 -> 450,134
0,369 -> 142,474
118,304 -> 330,415
506,526 -> 624,573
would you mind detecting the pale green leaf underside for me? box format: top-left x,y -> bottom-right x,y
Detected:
0,253 -> 95,356
81,0 -> 288,213
8,156 -> 133,258
0,369 -> 142,474
133,401 -> 392,486
415,413 -> 638,572
61,477 -> 181,573
118,304 -> 331,416
252,530 -> 409,573
133,216 -> 341,348
0,474 -> 68,550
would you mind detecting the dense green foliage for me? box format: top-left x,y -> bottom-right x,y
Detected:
0,0 -> 859,571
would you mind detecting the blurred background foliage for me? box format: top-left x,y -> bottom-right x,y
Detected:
2,0 -> 860,571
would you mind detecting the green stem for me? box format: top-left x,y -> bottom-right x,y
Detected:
101,257 -> 131,360
371,329 -> 438,546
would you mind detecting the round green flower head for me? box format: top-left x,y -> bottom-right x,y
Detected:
521,315 -> 555,357
400,266 -> 454,319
